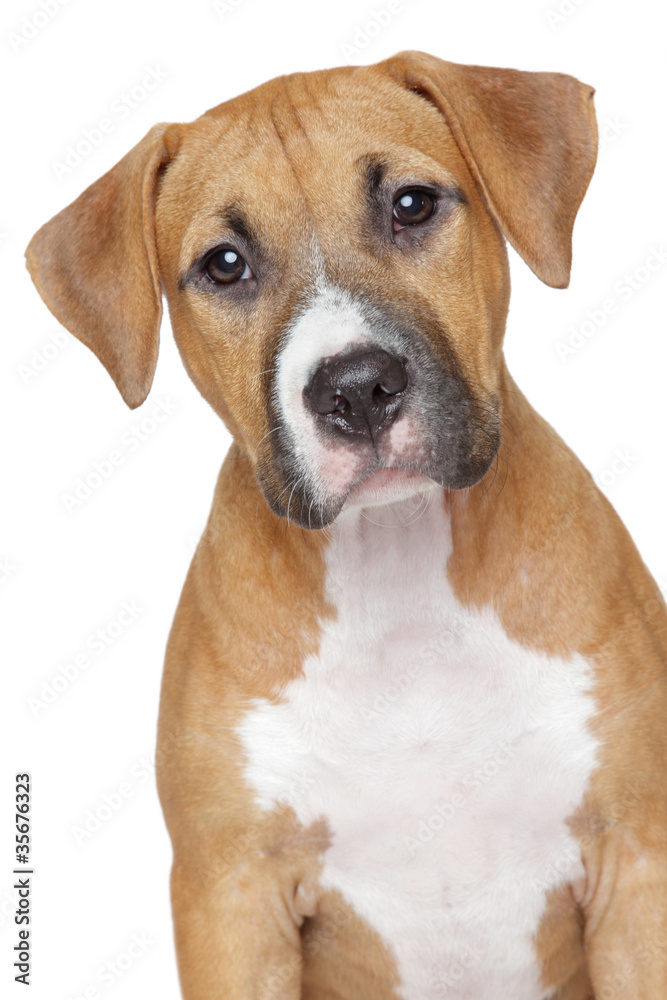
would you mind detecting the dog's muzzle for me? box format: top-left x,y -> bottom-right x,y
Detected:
257,286 -> 501,529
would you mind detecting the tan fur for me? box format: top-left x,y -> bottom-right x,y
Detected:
25,52 -> 667,998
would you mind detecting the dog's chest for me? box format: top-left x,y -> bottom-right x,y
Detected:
238,497 -> 599,1000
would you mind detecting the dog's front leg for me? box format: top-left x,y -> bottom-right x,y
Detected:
169,836 -> 307,1000
577,682 -> 667,1000
581,831 -> 667,999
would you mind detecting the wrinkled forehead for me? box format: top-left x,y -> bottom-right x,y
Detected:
156,66 -> 470,270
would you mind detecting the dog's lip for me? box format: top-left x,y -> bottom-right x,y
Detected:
358,466 -> 423,488
346,465 -> 432,503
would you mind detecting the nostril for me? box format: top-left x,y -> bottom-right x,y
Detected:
375,363 -> 408,398
373,382 -> 394,400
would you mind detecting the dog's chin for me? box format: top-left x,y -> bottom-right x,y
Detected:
259,466 -> 434,531
342,467 -> 438,510
260,443 -> 500,530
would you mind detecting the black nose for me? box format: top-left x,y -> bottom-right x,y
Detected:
305,348 -> 408,439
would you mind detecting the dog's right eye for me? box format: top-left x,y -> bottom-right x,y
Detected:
205,248 -> 253,284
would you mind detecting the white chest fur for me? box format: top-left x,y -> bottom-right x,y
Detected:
237,491 -> 599,1000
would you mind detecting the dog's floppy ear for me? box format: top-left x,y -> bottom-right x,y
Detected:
382,51 -> 598,288
25,123 -> 180,408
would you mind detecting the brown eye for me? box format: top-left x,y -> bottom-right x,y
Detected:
205,247 -> 252,284
393,189 -> 436,228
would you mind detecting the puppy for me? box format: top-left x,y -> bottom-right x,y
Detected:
26,51 -> 667,1000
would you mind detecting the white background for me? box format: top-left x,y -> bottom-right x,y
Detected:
2,0 -> 665,997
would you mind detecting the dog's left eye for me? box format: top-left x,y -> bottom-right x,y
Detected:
393,189 -> 436,228
205,248 -> 253,284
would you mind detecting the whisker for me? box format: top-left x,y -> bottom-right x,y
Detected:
251,424 -> 283,462
287,480 -> 299,530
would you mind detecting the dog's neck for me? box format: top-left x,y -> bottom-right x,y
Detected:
201,366 -> 603,666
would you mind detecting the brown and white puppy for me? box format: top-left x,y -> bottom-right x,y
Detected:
26,51 -> 667,1000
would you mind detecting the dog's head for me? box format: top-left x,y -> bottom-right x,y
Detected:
26,52 -> 597,528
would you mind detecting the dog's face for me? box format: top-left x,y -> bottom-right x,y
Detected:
157,69 -> 510,527
26,52 -> 598,528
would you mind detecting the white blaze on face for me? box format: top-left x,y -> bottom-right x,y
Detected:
275,278 -> 432,501
274,283 -> 373,496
